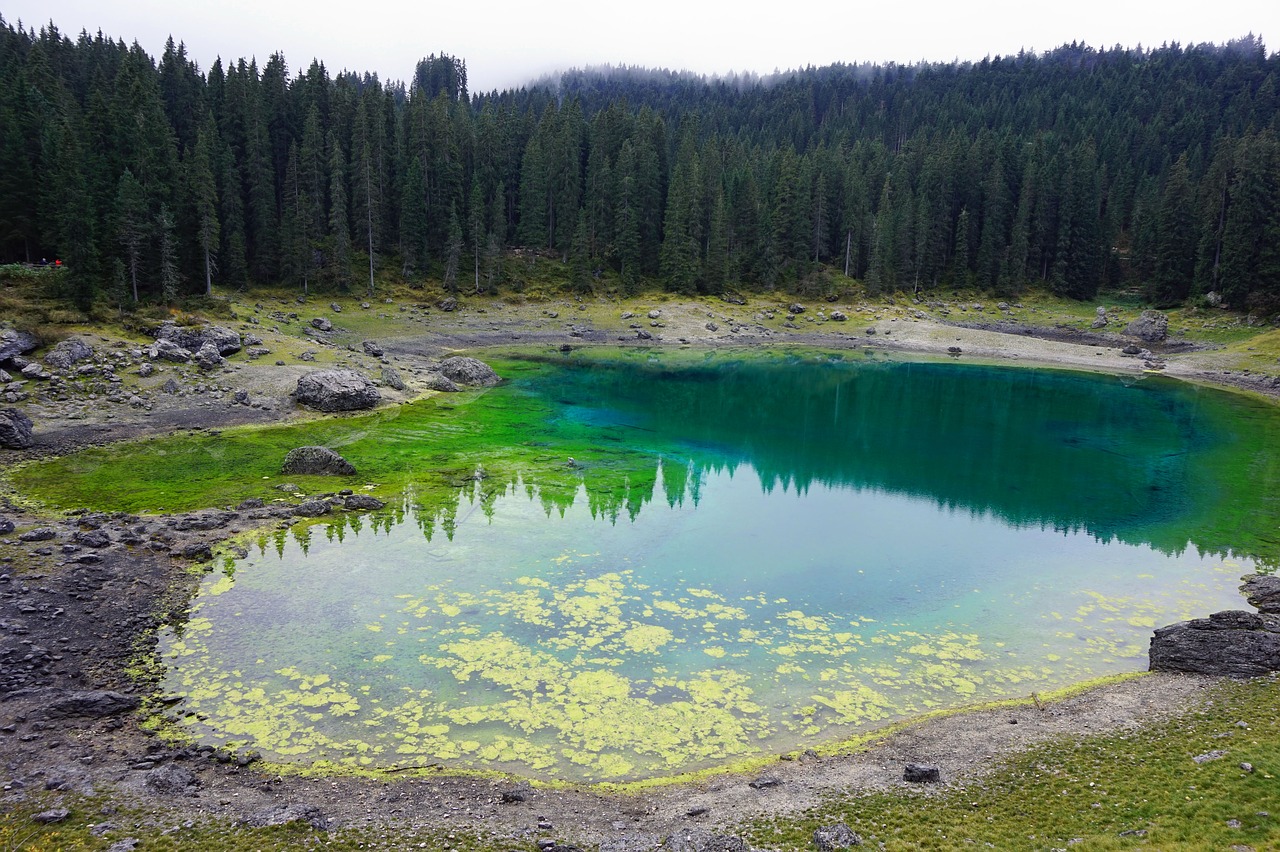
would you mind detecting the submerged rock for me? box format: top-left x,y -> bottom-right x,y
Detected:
1241,574 -> 1280,614
295,369 -> 381,411
282,446 -> 357,476
434,356 -> 500,387
0,407 -> 34,448
1149,610 -> 1280,676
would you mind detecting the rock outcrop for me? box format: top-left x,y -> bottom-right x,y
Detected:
1149,610 -> 1280,676
1241,574 -> 1280,614
0,407 -> 34,448
295,370 -> 380,411
156,322 -> 241,355
43,337 -> 93,369
0,328 -> 39,363
1123,310 -> 1168,343
434,356 -> 501,387
281,446 -> 357,476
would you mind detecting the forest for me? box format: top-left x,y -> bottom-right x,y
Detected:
1,17 -> 1278,313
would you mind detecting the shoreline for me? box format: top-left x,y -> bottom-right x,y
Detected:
1,296 -> 1276,847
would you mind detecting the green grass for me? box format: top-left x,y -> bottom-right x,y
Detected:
740,676 -> 1280,852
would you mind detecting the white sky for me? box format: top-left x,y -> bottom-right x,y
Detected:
4,0 -> 1277,93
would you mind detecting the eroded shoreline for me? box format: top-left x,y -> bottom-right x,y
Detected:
1,298 -> 1277,848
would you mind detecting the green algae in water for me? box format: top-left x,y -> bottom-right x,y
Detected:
151,350 -> 1280,782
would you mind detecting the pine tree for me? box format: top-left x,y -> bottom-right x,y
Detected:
327,132 -> 351,290
115,169 -> 148,302
443,202 -> 462,293
157,206 -> 180,303
189,125 -> 220,295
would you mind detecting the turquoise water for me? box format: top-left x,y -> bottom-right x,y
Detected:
162,350 -> 1279,781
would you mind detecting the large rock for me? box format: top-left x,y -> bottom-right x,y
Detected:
42,690 -> 140,719
0,406 -> 33,447
157,322 -> 241,355
241,803 -> 330,831
422,373 -> 460,393
193,342 -> 226,371
144,764 -> 197,794
1123,310 -> 1168,343
0,407 -> 33,448
435,356 -> 500,388
295,369 -> 381,412
148,339 -> 192,362
282,446 -> 357,476
814,823 -> 863,850
0,328 -> 39,362
1241,574 -> 1280,614
1149,611 -> 1280,676
662,830 -> 755,852
43,337 -> 93,369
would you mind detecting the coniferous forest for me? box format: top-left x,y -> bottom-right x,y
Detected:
2,18 -> 1279,313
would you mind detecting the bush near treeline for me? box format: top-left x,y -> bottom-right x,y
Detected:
0,19 -> 1277,312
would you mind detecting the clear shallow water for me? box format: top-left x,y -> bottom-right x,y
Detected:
162,350 -> 1278,781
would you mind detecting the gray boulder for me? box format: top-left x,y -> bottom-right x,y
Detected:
1241,574 -> 1280,614
295,369 -> 381,411
156,322 -> 241,355
829,310 -> 847,321
0,516 -> 14,534
1123,310 -> 1168,342
362,340 -> 384,357
311,317 -> 333,332
241,803 -> 329,831
1149,610 -> 1280,676
293,499 -> 332,517
144,764 -> 197,794
438,296 -> 458,312
903,763 -> 941,783
343,494 -> 385,511
282,446 -> 357,476
42,690 -> 140,719
423,373 -> 460,393
436,356 -> 500,387
193,342 -> 226,371
380,366 -> 406,391
43,337 -> 93,369
0,328 -> 39,362
149,339 -> 192,362
0,407 -> 34,448
814,823 -> 862,850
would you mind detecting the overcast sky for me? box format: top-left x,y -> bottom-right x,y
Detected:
4,0 -> 1277,93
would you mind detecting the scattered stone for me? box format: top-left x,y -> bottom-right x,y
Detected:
241,803 -> 330,831
1124,310 -> 1168,342
21,362 -> 50,380
1121,343 -> 1144,355
237,498 -> 265,510
636,330 -> 653,340
276,483 -> 300,492
647,309 -> 661,319
74,529 -> 111,548
748,774 -> 781,789
295,369 -> 381,412
282,446 -> 357,476
233,390 -> 249,405
705,322 -> 719,332
600,836 -> 664,852
144,763 -> 197,794
380,366 -> 406,392
310,317 -> 333,332
788,303 -> 806,314
621,311 -> 635,319
294,500 -> 332,517
31,808 -> 70,825
299,350 -> 316,362
423,373 -> 460,392
720,291 -> 746,305
1192,750 -> 1229,764
0,517 -> 13,534
43,337 -> 93,369
162,378 -> 181,394
1149,611 -> 1280,676
1241,762 -> 1255,773
0,407 -> 34,448
1091,306 -> 1109,329
830,310 -> 847,321
903,763 -> 942,783
865,327 -> 876,335
686,806 -> 710,817
438,296 -> 458,312
500,782 -> 532,803
1241,575 -> 1280,614
43,690 -> 140,719
343,494 -> 385,511
157,323 -> 241,355
814,823 -> 863,850
329,302 -> 342,313
361,340 -> 384,357
435,356 -> 501,387
137,362 -> 155,377
106,841 -> 140,852
947,346 -> 962,356
19,527 -> 56,542
661,829 -> 754,851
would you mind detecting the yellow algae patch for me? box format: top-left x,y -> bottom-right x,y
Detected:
621,624 -> 673,653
